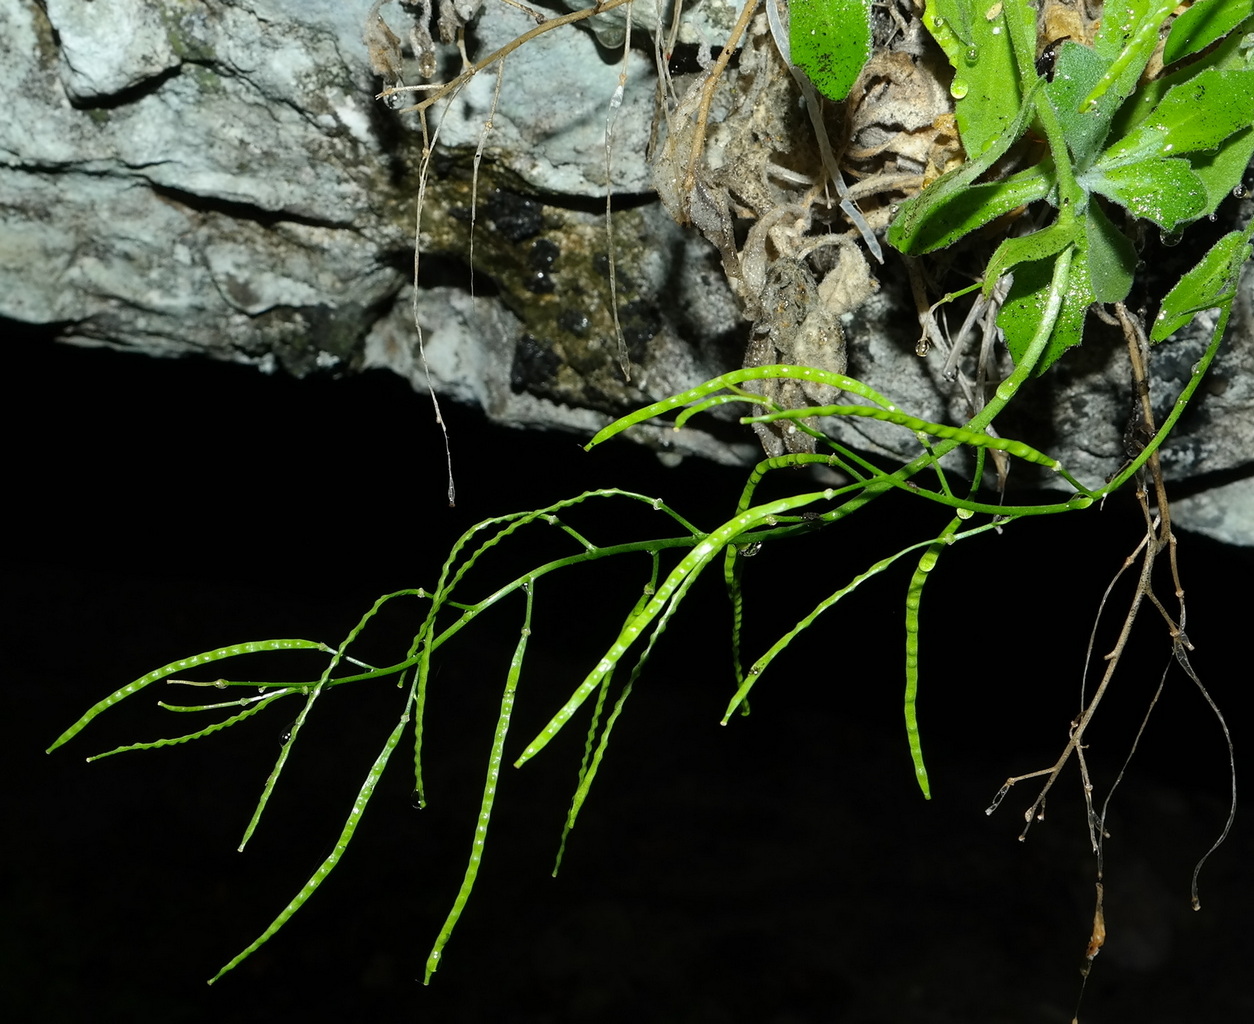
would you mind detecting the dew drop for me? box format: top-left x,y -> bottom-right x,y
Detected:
950,79 -> 969,99
1208,212 -> 1218,223
1234,183 -> 1247,199
966,46 -> 979,63
933,15 -> 946,27
1160,229 -> 1183,247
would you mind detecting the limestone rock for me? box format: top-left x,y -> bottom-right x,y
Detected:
1,0 -> 1251,538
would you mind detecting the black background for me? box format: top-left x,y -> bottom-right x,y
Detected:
6,324 -> 1251,1023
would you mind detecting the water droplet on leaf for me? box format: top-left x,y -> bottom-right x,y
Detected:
950,79 -> 969,99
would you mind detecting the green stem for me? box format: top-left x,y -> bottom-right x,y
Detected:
1002,0 -> 1084,210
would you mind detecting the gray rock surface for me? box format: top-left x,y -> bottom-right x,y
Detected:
2,0 -> 1251,539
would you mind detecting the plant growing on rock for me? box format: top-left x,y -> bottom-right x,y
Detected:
50,0 -> 1251,1009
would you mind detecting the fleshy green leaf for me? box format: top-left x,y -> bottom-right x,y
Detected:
891,163 -> 1054,255
922,0 -> 1025,158
998,238 -> 1090,374
1187,125 -> 1254,217
1085,156 -> 1209,229
982,215 -> 1077,297
887,83 -> 1044,254
1084,201 -> 1138,303
1085,0 -> 1179,111
1100,69 -> 1254,167
1152,68 -> 1254,152
1151,229 -> 1253,341
1044,42 -> 1121,169
1112,11 -> 1254,139
790,0 -> 872,102
1163,0 -> 1254,66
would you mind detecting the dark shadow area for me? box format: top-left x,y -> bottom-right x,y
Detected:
5,326 -> 1251,1023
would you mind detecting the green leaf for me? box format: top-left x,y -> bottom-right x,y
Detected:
1163,0 -> 1254,66
1084,201 -> 1137,303
1100,69 -> 1254,167
982,214 -> 1077,298
1084,156 -> 1209,229
790,0 -> 872,102
922,0 -> 1025,158
1112,11 -> 1254,139
1151,68 -> 1254,152
890,163 -> 1054,255
887,82 -> 1044,254
1151,229 -> 1254,341
1044,42 -> 1121,168
1188,125 -> 1254,217
998,238 -> 1091,374
1085,0 -> 1179,111
1154,67 -> 1254,151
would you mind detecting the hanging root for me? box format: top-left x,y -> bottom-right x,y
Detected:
986,304 -> 1236,1014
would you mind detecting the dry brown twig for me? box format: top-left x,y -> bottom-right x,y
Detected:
985,304 -> 1236,1007
380,0 -> 639,114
